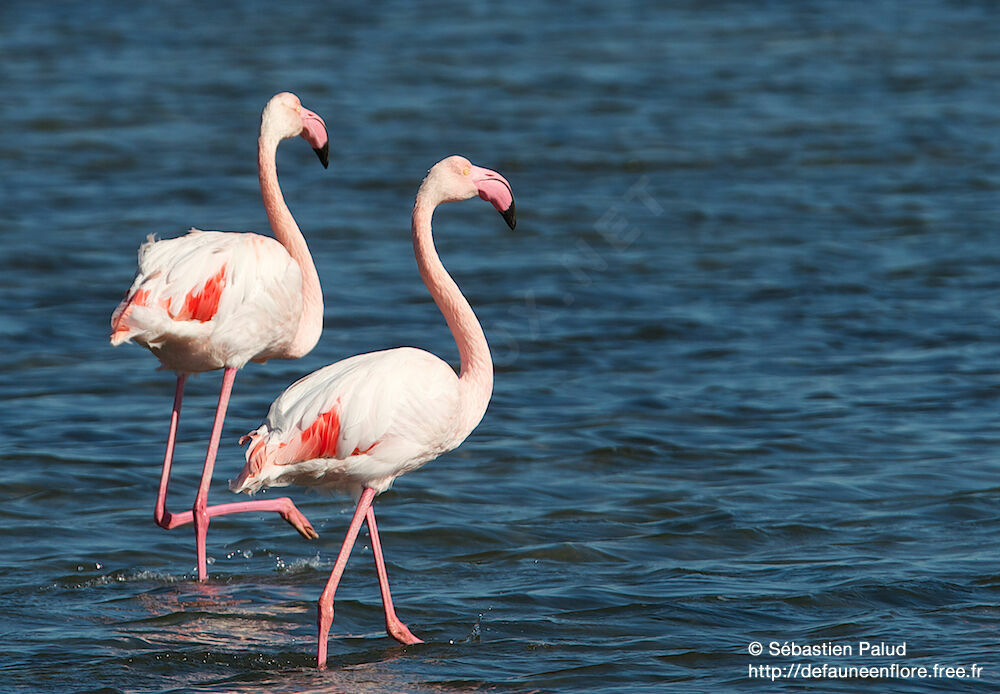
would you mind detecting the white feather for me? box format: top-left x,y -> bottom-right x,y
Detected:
111,230 -> 302,371
231,347 -> 464,496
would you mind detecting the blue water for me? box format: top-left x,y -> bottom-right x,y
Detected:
2,1 -> 1000,692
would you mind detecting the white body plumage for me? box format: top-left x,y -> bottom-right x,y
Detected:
111,230 -> 305,372
231,347 -> 480,497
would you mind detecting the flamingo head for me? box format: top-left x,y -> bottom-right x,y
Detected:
425,155 -> 516,229
261,92 -> 330,168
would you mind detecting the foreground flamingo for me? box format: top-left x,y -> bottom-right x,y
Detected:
110,92 -> 330,581
229,155 -> 516,667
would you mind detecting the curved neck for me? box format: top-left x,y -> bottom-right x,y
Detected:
412,196 -> 493,425
258,133 -> 323,357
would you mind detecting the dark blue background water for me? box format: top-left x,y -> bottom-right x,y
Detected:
2,1 -> 999,692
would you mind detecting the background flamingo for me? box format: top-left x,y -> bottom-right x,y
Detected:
110,92 -> 330,581
229,155 -> 516,668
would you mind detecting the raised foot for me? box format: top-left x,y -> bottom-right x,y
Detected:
279,499 -> 319,539
387,620 -> 424,645
154,499 -> 319,539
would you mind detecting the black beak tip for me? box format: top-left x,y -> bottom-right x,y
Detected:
501,200 -> 517,230
314,142 -> 330,169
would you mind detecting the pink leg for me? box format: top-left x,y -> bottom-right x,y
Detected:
153,373 -> 190,530
366,505 -> 423,645
190,367 -> 238,580
152,369 -> 317,582
317,487 -> 376,669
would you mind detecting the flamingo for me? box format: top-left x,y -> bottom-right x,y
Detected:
110,92 -> 330,581
229,155 -> 516,668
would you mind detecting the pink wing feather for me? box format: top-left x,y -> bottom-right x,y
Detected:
110,230 -> 302,371
233,347 -> 462,495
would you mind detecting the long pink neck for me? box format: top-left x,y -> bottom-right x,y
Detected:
412,197 -> 493,431
258,134 -> 323,358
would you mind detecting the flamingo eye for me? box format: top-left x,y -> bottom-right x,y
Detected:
462,166 -> 471,176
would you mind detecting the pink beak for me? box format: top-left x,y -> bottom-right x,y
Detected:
299,107 -> 330,168
471,165 -> 516,229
